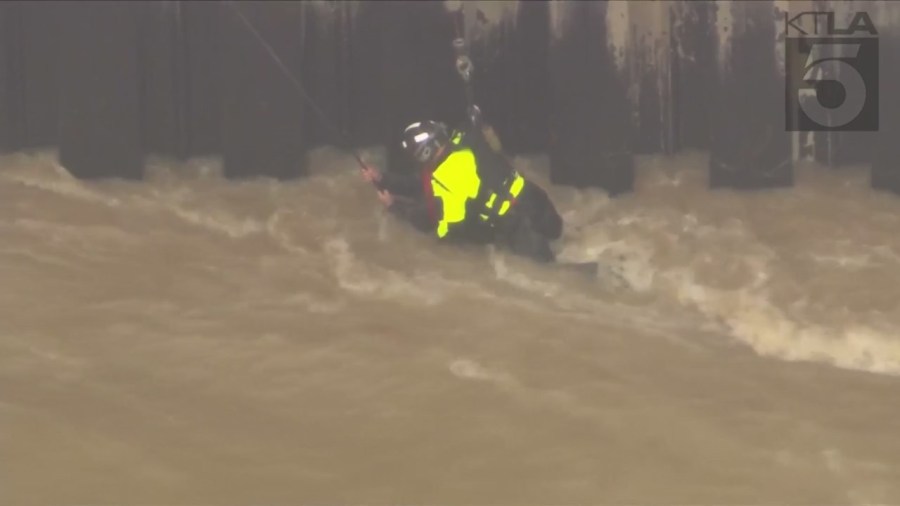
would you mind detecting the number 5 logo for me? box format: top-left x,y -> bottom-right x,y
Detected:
798,42 -> 867,128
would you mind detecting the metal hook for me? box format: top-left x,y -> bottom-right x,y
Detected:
452,38 -> 474,83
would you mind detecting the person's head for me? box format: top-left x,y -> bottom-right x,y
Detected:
400,120 -> 450,170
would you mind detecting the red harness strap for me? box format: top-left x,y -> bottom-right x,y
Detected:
420,169 -> 438,225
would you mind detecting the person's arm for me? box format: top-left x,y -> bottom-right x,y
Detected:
361,164 -> 423,198
362,165 -> 436,235
387,196 -> 436,235
378,170 -> 422,199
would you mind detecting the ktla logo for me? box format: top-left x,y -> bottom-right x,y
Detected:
785,10 -> 879,132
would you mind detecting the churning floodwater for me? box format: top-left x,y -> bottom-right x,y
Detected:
2,147 -> 900,504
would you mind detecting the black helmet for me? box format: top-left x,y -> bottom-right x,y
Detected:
400,120 -> 450,165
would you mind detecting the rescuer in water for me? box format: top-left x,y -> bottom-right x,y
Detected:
361,106 -> 564,264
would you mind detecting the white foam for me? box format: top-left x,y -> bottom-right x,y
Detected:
1,160 -> 122,208
488,248 -> 561,298
164,205 -> 265,239
671,269 -> 900,376
449,359 -> 498,381
324,237 -> 445,306
266,209 -> 309,255
552,164 -> 900,377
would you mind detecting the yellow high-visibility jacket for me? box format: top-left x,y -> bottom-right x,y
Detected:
426,130 -> 526,240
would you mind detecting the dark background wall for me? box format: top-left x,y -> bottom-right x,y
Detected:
0,0 -> 897,197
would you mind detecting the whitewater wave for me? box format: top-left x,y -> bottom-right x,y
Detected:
5,149 -> 900,378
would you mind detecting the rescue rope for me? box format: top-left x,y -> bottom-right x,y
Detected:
226,1 -> 473,198
224,1 -> 377,187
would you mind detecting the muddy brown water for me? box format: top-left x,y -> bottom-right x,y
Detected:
2,148 -> 899,504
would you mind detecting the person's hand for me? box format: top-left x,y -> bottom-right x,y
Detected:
377,189 -> 394,207
360,164 -> 382,184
